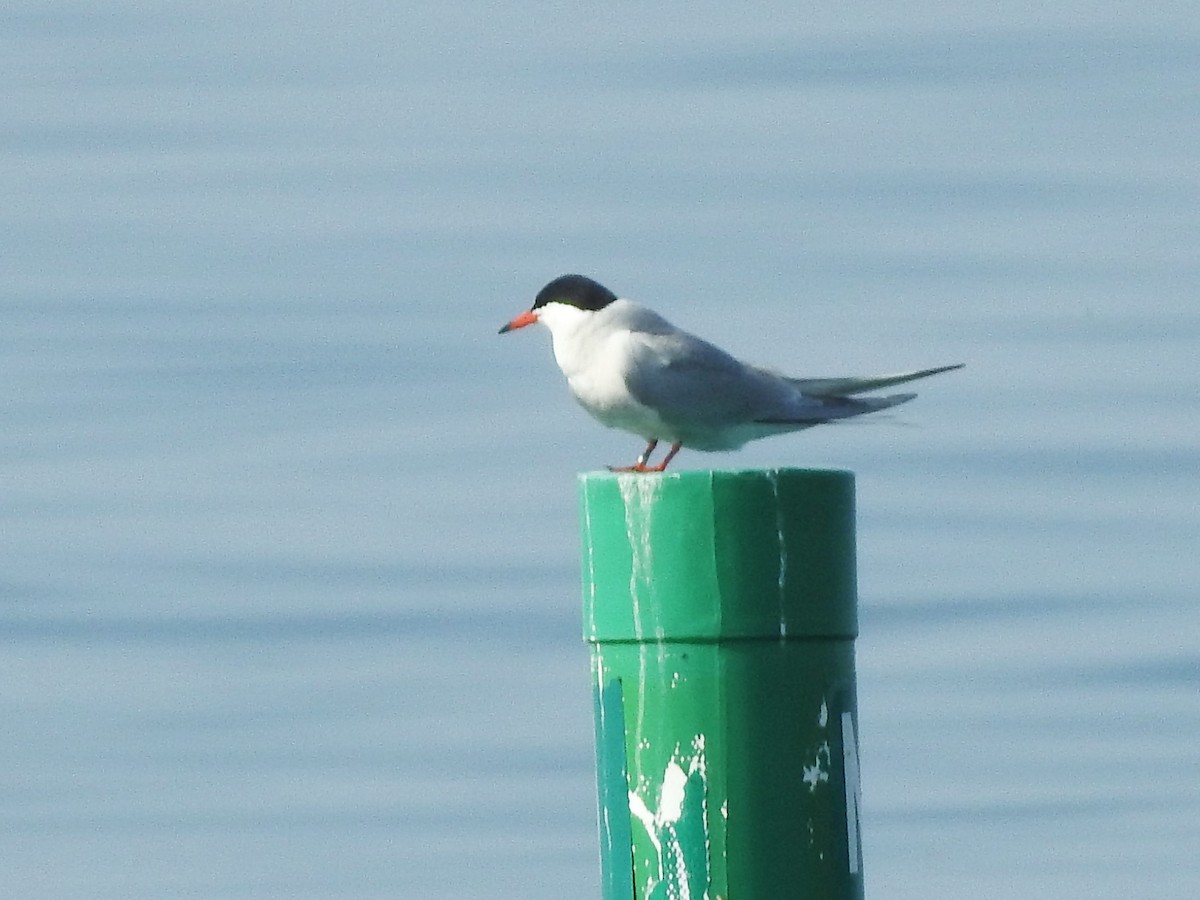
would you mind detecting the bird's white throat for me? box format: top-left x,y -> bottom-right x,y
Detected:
536,301 -> 608,379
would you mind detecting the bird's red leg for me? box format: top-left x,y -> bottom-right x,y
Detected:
644,442 -> 682,472
609,439 -> 658,473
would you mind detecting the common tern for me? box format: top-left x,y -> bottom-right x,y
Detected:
500,274 -> 962,472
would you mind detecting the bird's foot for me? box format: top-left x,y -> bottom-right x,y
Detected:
608,439 -> 659,473
607,441 -> 682,473
607,462 -> 658,473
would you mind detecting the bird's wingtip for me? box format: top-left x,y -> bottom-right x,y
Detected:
919,362 -> 965,377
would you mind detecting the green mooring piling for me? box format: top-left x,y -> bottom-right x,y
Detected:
580,468 -> 864,900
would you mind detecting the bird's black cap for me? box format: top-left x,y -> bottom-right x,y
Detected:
532,274 -> 617,312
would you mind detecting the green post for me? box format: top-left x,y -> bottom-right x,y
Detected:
580,469 -> 864,900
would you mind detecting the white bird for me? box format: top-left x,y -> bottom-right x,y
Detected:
499,274 -> 962,472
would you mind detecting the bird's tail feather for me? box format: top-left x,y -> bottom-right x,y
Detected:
786,363 -> 963,397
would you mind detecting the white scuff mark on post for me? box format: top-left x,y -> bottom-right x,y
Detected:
842,711 -> 862,875
657,760 -> 688,825
628,790 -> 664,864
801,739 -> 832,791
765,469 -> 789,637
617,472 -> 662,641
803,699 -> 831,789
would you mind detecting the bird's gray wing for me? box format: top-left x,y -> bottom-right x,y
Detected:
622,331 -> 788,426
786,364 -> 964,397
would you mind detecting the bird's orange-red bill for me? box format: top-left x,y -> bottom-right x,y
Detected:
498,310 -> 538,334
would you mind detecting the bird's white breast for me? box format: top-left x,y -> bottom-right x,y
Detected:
538,301 -> 672,440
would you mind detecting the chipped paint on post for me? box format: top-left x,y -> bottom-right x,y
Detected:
627,735 -> 710,900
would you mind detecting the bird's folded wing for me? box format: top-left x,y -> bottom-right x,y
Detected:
623,332 -> 780,425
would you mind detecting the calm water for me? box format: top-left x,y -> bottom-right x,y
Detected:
2,4 -> 1198,898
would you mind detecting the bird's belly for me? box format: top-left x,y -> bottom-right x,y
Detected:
567,371 -> 669,440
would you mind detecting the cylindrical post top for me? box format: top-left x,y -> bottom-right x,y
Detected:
579,468 -> 857,642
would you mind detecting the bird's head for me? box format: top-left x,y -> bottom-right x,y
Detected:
498,274 -> 617,336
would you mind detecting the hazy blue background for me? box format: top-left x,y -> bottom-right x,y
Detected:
2,3 -> 1197,898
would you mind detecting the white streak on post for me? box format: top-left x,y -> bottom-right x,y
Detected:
616,473 -> 662,641
841,711 -> 861,875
